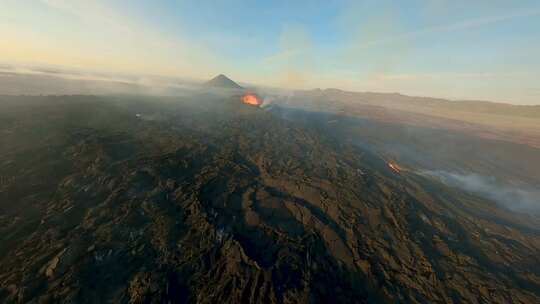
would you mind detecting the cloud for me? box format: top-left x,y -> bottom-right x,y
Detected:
260,24 -> 316,88
3,1 -> 539,104
355,8 -> 540,49
315,2 -> 540,104
374,72 -> 519,81
39,0 -> 130,30
0,63 -> 202,96
5,0 -> 224,79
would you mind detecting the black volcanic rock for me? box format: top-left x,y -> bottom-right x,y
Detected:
205,74 -> 243,89
0,95 -> 539,304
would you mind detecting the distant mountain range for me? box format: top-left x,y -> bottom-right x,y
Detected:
272,88 -> 540,149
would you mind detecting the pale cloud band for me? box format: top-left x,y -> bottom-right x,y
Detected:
1,1 -> 539,104
357,8 -> 540,49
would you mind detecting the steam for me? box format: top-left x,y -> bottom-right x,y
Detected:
421,170 -> 540,214
261,96 -> 276,108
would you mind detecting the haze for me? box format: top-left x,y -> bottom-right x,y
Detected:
2,2 -> 540,303
2,0 -> 540,105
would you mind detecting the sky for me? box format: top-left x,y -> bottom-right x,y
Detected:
1,0 -> 540,104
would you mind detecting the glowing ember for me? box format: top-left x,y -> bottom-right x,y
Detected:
388,162 -> 402,173
241,93 -> 262,106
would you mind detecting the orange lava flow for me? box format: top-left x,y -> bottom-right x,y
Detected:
241,93 -> 262,106
388,162 -> 402,173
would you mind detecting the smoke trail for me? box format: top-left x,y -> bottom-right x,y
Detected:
420,170 -> 540,214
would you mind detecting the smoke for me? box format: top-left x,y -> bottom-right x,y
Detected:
261,96 -> 277,109
0,64 -> 204,96
421,170 -> 540,214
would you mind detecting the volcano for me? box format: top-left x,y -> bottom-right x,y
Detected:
205,74 -> 244,89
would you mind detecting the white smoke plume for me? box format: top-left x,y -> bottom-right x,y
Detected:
261,96 -> 276,108
420,170 -> 540,214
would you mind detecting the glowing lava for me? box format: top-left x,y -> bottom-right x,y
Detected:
388,162 -> 402,173
241,93 -> 262,106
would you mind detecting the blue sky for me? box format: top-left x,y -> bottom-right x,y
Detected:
1,0 -> 540,104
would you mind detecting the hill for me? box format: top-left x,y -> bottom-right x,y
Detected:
273,88 -> 540,149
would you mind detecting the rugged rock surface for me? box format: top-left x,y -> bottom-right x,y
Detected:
0,95 -> 539,303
